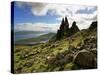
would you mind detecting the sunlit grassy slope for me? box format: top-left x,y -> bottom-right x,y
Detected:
14,26 -> 97,73
14,38 -> 70,73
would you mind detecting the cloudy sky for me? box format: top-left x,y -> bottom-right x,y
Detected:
13,1 -> 97,32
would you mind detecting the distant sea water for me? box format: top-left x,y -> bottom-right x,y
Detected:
14,33 -> 46,41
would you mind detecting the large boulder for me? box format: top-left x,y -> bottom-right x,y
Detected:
73,50 -> 96,69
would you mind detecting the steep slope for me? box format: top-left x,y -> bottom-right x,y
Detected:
14,17 -> 97,73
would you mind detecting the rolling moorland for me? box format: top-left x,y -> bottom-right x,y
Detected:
14,17 -> 97,73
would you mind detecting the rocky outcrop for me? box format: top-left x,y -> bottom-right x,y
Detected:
70,21 -> 80,35
51,17 -> 97,69
60,17 -> 69,31
70,35 -> 97,69
56,17 -> 70,40
89,21 -> 97,30
56,17 -> 80,40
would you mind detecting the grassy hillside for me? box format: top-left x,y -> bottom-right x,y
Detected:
14,38 -> 70,73
14,25 -> 97,73
14,21 -> 97,73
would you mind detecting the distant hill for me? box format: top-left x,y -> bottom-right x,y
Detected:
16,32 -> 56,43
15,31 -> 44,35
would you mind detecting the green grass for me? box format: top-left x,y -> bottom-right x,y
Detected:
14,36 -> 79,73
14,26 -> 97,73
14,37 -> 71,73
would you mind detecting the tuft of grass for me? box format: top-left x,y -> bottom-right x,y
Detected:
64,63 -> 79,70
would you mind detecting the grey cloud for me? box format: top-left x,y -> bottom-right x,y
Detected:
83,14 -> 97,21
15,2 -> 97,30
76,6 -> 97,14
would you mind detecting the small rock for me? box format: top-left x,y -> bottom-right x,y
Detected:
64,54 -> 74,63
